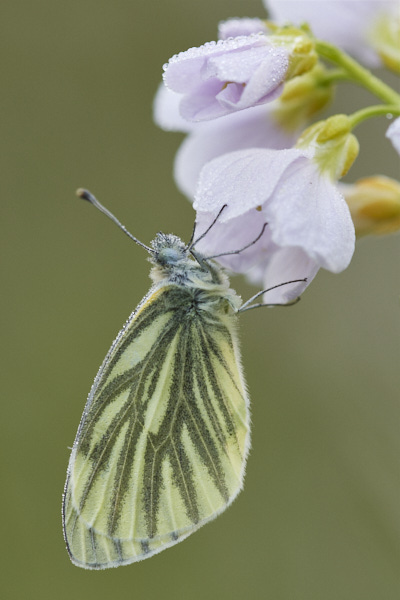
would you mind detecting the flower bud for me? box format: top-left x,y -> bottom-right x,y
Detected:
369,11 -> 400,73
297,115 -> 359,179
342,176 -> 400,236
274,65 -> 333,131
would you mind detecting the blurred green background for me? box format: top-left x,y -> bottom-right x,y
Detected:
2,1 -> 399,599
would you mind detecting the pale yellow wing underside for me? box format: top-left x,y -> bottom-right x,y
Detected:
63,285 -> 250,568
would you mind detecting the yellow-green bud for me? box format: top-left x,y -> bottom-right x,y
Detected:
369,11 -> 400,73
297,115 -> 359,179
274,65 -> 334,131
343,176 -> 400,237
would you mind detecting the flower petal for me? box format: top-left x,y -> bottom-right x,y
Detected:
195,208 -> 270,272
206,45 -> 287,87
163,35 -> 289,121
194,147 -> 355,276
194,148 -> 307,219
258,247 -> 319,303
175,105 -> 298,198
386,117 -> 400,155
164,36 -> 268,92
153,84 -> 195,132
265,159 -> 355,272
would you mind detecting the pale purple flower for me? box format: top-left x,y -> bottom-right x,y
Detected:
163,34 -> 289,121
194,148 -> 355,302
154,19 -> 311,198
263,0 -> 398,67
386,117 -> 400,155
154,84 -> 299,199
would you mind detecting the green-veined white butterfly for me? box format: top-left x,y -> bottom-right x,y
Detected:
62,189 -> 305,569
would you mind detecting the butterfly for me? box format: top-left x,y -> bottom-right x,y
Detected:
62,189 -> 304,569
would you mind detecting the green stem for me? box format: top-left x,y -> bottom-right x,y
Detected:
315,40 -> 400,104
318,68 -> 353,86
349,104 -> 400,128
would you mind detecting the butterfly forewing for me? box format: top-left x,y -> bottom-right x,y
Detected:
63,284 -> 249,568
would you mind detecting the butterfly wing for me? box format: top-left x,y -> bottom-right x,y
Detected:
63,284 -> 250,569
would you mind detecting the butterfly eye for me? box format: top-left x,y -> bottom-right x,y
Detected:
157,247 -> 182,265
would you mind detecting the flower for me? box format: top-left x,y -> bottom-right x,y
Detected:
386,117 -> 400,155
154,63 -> 333,199
155,18 -> 330,200
193,147 -> 355,303
162,30 -> 316,122
263,0 -> 399,68
163,35 -> 288,122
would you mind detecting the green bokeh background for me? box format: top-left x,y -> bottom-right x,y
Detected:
2,1 -> 399,599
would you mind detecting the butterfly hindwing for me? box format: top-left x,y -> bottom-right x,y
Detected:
63,284 -> 249,568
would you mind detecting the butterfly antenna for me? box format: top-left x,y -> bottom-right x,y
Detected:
206,222 -> 268,260
239,279 -> 308,312
76,189 -> 153,254
187,204 -> 227,252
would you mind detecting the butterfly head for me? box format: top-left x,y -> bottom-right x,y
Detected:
150,232 -> 201,285
150,233 -> 188,267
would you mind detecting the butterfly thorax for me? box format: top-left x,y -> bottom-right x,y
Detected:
149,232 -> 242,312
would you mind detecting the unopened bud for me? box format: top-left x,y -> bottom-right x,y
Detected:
369,11 -> 400,73
274,65 -> 333,131
342,176 -> 400,236
297,115 -> 359,179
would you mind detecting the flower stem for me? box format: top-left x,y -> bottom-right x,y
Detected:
349,105 -> 400,128
318,68 -> 352,85
315,40 -> 400,104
